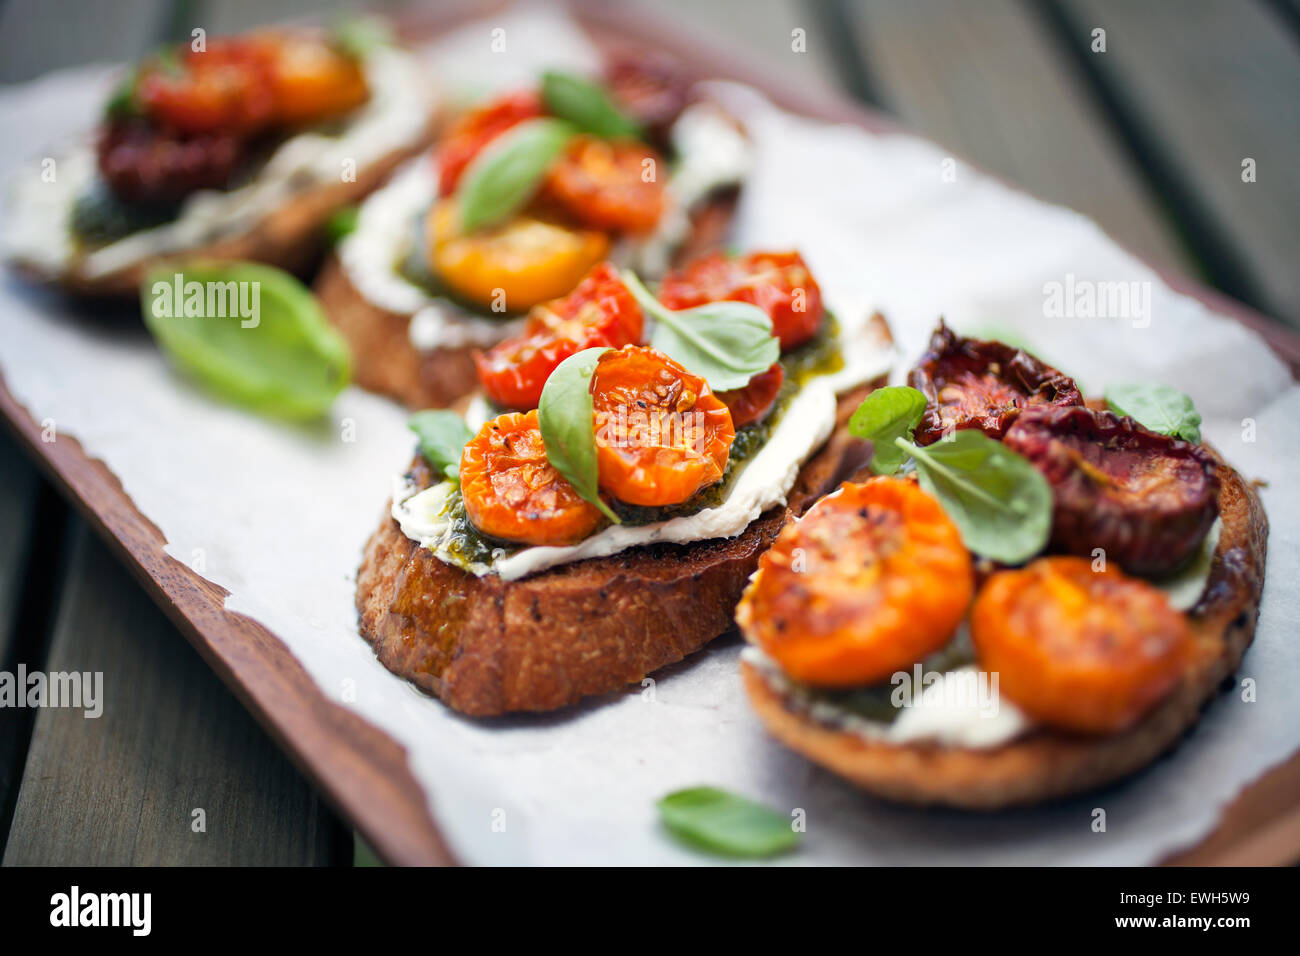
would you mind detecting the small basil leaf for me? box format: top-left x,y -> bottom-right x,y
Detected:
331,14 -> 393,59
457,118 -> 576,233
624,271 -> 780,391
904,430 -> 1052,564
408,410 -> 473,481
538,347 -> 621,524
657,787 -> 799,858
848,386 -> 927,475
141,262 -> 351,420
541,70 -> 642,139
1105,382 -> 1202,443
324,205 -> 359,244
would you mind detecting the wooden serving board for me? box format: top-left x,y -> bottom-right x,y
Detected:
2,0 -> 1299,866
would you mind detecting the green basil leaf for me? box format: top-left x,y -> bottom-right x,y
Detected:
324,205 -> 359,244
657,787 -> 798,858
331,14 -> 393,59
541,70 -> 642,139
408,410 -> 473,481
848,386 -> 927,475
904,430 -> 1052,564
457,117 -> 576,233
624,271 -> 780,391
538,347 -> 621,524
1104,382 -> 1202,443
140,262 -> 351,420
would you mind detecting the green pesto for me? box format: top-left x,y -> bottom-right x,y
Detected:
429,484 -> 521,571
69,185 -> 179,247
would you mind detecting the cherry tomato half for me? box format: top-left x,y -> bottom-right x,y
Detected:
717,362 -> 784,428
427,205 -> 611,313
971,556 -> 1193,734
737,477 -> 973,687
474,263 -> 643,410
263,33 -> 368,127
542,136 -> 666,234
459,410 -> 604,546
591,346 -> 734,506
435,91 -> 544,197
136,39 -> 276,135
658,251 -> 824,351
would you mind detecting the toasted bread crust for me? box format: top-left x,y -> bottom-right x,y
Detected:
356,381 -> 878,715
320,190 -> 740,410
18,122 -> 437,299
741,459 -> 1268,808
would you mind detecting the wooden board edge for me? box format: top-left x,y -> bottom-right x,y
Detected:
0,375 -> 457,867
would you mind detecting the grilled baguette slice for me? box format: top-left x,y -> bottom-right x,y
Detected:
357,377 -> 877,716
741,457 -> 1267,808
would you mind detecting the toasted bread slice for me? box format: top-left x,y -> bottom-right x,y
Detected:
357,380 -> 875,716
14,131 -> 436,299
318,190 -> 739,410
741,458 -> 1267,808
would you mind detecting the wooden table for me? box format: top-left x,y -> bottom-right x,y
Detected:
1,0 -> 1297,866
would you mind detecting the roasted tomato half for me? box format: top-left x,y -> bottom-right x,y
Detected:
542,136 -> 666,234
716,362 -> 785,428
1002,405 -> 1220,577
435,91 -> 544,197
97,122 -> 243,203
972,556 -> 1193,733
907,321 -> 1083,445
736,477 -> 973,687
459,410 -> 604,546
591,346 -> 734,506
658,251 -> 823,351
262,32 -> 369,127
427,205 -> 611,312
474,263 -> 644,410
602,51 -> 690,145
135,39 -> 277,135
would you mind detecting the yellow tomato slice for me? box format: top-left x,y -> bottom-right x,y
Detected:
427,205 -> 610,312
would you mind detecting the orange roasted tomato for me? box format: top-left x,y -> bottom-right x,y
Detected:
716,362 -> 785,428
658,251 -> 824,351
474,263 -> 643,410
591,346 -> 734,507
435,90 -> 544,197
737,477 -> 973,687
971,556 -> 1193,734
542,136 -> 666,234
427,205 -> 611,312
459,410 -> 604,546
261,33 -> 369,127
136,39 -> 277,135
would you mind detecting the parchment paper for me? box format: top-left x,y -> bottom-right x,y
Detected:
1,5 -> 1296,865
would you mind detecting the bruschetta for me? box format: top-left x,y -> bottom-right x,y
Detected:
355,253 -> 893,715
4,21 -> 439,297
317,52 -> 750,410
737,324 -> 1267,807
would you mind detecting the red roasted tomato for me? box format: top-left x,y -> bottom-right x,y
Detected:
435,91 -> 544,197
474,263 -> 644,410
658,251 -> 824,351
542,135 -> 666,234
716,362 -> 785,428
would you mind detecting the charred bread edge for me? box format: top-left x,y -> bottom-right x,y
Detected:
317,189 -> 740,409
355,341 -> 888,716
16,116 -> 440,299
740,454 -> 1267,809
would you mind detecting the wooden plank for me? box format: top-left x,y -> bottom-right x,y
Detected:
839,0 -> 1192,273
2,519 -> 345,866
0,0 -> 166,83
1055,0 -> 1300,327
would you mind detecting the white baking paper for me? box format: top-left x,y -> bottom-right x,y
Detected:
0,5 -> 1296,865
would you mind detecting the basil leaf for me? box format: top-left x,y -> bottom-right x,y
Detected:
457,118 -> 576,233
408,410 -> 473,481
1105,382 -> 1202,443
904,430 -> 1052,564
140,262 -> 351,420
541,70 -> 642,139
657,787 -> 798,858
331,15 -> 393,59
848,386 -> 927,475
324,205 -> 359,244
538,347 -> 621,524
624,271 -> 780,391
